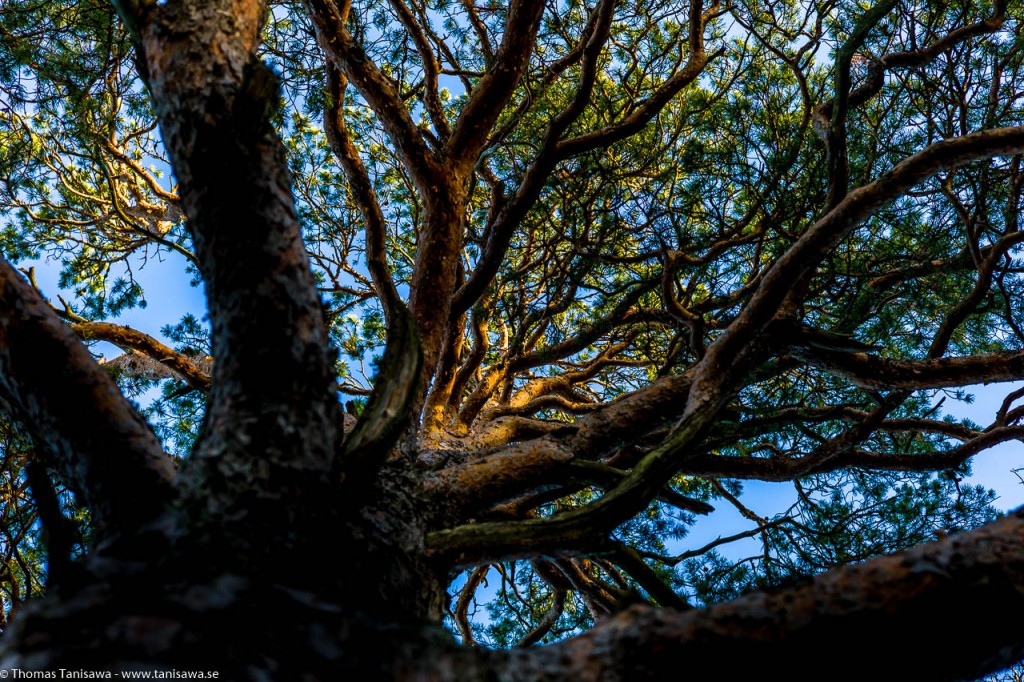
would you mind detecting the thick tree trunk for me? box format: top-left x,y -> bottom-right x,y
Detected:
10,508 -> 1024,680
0,464 -> 451,679
0,2 -> 449,678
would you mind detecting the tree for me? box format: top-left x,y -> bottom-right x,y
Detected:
1,0 -> 1024,678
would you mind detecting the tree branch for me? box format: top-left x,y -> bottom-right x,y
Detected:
444,0 -> 547,175
451,0 -> 714,316
689,126 -> 1024,418
812,1 -> 1008,143
610,543 -> 689,610
793,347 -> 1024,391
515,586 -> 566,647
0,261 -> 174,542
823,0 -> 898,209
487,510 -> 1024,681
387,0 -> 452,141
676,426 -> 1024,481
429,127 -> 1024,566
25,458 -> 79,586
323,63 -> 402,323
69,321 -> 211,392
553,0 -> 717,158
454,565 -> 489,647
303,0 -> 440,193
339,302 -> 422,484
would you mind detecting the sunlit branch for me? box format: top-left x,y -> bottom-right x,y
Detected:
68,321 -> 211,392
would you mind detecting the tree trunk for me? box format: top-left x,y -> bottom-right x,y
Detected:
0,1 -> 452,677
0,462 -> 457,679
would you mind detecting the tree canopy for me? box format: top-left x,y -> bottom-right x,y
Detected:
1,0 -> 1024,679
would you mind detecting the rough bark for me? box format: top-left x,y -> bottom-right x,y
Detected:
124,0 -> 342,524
484,509 -> 1024,682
